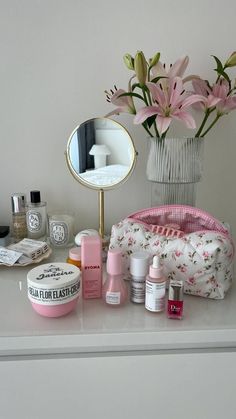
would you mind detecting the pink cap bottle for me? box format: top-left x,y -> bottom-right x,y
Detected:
102,249 -> 128,307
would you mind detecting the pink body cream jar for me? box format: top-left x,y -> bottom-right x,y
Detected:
27,262 -> 81,317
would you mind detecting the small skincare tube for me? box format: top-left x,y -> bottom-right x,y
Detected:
81,235 -> 102,299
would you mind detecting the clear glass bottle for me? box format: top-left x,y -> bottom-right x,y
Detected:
11,193 -> 27,242
26,190 -> 47,240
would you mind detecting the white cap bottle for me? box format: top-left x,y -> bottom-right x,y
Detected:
130,252 -> 150,303
145,255 -> 166,312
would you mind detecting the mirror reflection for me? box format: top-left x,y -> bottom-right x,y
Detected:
67,118 -> 136,189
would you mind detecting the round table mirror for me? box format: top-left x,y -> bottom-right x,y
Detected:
65,117 -> 137,237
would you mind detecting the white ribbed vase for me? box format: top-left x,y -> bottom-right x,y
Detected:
146,137 -> 204,206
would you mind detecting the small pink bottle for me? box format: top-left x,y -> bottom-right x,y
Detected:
102,249 -> 128,307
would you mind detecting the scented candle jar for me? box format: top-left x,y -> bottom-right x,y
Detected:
27,262 -> 81,317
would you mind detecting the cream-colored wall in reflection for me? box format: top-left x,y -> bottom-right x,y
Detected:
0,0 -> 236,237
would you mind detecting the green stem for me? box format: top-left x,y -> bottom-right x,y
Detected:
200,114 -> 221,137
144,87 -> 160,138
195,109 -> 211,137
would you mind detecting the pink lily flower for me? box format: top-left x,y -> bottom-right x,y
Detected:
134,77 -> 204,135
213,79 -> 236,115
105,78 -> 136,117
151,55 -> 199,84
152,55 -> 189,79
192,79 -> 223,110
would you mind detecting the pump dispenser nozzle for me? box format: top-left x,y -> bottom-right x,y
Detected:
149,255 -> 163,279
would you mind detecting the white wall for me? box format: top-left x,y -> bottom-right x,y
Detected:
0,0 -> 236,236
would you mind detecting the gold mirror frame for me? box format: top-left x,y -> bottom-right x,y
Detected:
65,117 -> 137,238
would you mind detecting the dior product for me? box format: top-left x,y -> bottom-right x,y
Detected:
11,193 -> 27,242
81,235 -> 102,299
27,262 -> 81,317
102,249 -> 128,307
145,255 -> 166,313
26,190 -> 47,239
167,279 -> 184,319
130,251 -> 150,303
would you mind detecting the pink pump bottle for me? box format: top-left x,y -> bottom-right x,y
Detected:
102,249 -> 128,307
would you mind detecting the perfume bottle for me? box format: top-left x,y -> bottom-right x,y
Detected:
167,279 -> 184,319
26,190 -> 47,239
11,193 -> 27,242
145,255 -> 166,313
102,249 -> 128,307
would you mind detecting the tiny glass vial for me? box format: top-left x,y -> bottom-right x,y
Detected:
26,190 -> 47,240
102,249 -> 128,307
11,193 -> 27,242
67,247 -> 81,269
167,279 -> 184,319
130,251 -> 150,304
145,255 -> 166,313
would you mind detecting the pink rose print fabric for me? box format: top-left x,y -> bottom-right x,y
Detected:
109,206 -> 234,299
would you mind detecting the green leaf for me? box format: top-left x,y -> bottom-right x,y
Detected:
118,92 -> 146,102
146,114 -> 156,128
212,55 -> 224,73
131,83 -> 140,91
213,68 -> 231,84
150,76 -> 167,83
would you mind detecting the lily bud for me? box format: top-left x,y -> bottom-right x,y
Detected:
123,53 -> 134,70
149,52 -> 160,68
134,51 -> 147,86
225,51 -> 236,68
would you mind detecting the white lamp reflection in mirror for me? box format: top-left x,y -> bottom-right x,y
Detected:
89,144 -> 111,169
65,117 -> 137,238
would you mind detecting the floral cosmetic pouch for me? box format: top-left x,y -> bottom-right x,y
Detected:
109,205 -> 235,299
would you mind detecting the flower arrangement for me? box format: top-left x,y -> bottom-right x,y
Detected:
105,51 -> 236,139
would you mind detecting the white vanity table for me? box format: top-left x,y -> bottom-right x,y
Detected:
0,248 -> 236,419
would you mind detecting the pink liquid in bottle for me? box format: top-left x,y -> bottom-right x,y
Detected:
102,249 -> 128,307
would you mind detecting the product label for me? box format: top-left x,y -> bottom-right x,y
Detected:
27,211 -> 42,232
35,264 -> 74,281
106,291 -> 121,305
50,221 -> 68,245
0,247 -> 22,265
145,280 -> 166,312
28,281 -> 80,305
130,280 -> 145,303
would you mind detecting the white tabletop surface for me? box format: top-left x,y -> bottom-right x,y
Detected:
0,248 -> 236,357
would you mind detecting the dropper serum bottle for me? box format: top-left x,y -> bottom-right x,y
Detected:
145,255 -> 166,313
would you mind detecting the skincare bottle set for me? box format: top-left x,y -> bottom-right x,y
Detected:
11,191 -> 47,242
26,230 -> 183,318
130,252 -> 184,319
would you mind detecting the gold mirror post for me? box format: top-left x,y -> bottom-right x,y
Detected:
99,189 -> 104,239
